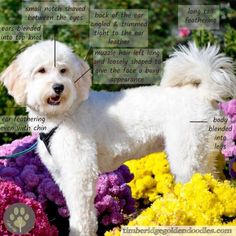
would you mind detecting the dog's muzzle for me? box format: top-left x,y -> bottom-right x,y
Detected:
47,83 -> 64,106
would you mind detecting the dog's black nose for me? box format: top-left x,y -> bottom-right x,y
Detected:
53,83 -> 64,94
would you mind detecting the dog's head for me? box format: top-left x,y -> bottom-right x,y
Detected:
0,40 -> 91,116
161,42 -> 236,103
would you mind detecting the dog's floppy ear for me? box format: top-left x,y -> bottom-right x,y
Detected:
75,59 -> 92,102
0,60 -> 27,105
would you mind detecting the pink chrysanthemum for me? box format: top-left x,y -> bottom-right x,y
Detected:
0,179 -> 58,235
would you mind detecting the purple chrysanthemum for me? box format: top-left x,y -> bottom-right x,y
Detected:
0,135 -> 136,225
220,99 -> 236,179
95,165 -> 135,225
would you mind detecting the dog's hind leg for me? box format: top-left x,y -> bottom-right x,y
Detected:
164,121 -> 209,183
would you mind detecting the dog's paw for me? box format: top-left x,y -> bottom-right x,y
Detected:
69,227 -> 97,236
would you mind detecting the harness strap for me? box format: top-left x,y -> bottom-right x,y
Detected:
39,126 -> 58,155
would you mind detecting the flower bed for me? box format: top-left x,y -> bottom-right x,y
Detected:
106,155 -> 236,236
0,136 -> 135,235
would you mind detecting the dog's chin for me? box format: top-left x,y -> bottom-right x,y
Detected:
44,103 -> 70,116
33,95 -> 72,116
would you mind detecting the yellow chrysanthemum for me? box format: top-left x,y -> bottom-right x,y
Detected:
105,152 -> 236,236
125,173 -> 236,226
105,228 -> 120,236
125,152 -> 174,202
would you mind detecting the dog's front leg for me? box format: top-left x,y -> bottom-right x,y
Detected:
58,140 -> 99,236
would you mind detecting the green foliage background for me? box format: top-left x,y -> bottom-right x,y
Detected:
0,0 -> 235,143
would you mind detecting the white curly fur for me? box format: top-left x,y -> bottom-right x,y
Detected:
1,41 -> 235,236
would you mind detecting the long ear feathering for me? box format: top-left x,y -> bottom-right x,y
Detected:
0,59 -> 27,105
161,42 -> 236,101
75,58 -> 92,102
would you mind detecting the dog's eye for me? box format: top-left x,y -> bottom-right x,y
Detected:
38,68 -> 46,73
60,68 -> 67,74
224,96 -> 233,101
193,81 -> 201,87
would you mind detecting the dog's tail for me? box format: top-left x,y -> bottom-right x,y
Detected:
161,42 -> 236,102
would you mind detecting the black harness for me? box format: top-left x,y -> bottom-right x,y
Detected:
39,126 -> 58,155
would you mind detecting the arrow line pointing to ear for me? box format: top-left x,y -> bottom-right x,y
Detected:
74,68 -> 91,84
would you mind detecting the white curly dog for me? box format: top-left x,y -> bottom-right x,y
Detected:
1,41 -> 235,236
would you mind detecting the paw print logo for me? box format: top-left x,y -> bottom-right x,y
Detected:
10,206 -> 30,232
3,203 -> 35,234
